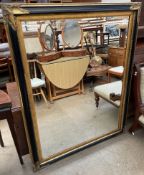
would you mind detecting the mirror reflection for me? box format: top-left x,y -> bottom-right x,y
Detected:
39,21 -> 55,51
22,16 -> 129,158
62,20 -> 82,48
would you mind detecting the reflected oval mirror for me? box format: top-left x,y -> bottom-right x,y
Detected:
62,20 -> 81,48
39,23 -> 54,51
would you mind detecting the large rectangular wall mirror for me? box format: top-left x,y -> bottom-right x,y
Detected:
3,3 -> 140,170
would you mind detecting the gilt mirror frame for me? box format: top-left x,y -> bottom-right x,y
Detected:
2,3 -> 141,170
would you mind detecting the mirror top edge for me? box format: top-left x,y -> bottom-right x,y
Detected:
2,2 -> 141,16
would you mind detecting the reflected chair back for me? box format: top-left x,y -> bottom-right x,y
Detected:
28,59 -> 48,104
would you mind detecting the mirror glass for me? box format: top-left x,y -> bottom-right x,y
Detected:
39,22 -> 55,51
63,20 -> 82,48
21,15 -> 129,159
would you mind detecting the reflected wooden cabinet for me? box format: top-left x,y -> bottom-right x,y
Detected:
108,47 -> 125,67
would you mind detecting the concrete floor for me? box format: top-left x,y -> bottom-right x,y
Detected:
0,118 -> 144,175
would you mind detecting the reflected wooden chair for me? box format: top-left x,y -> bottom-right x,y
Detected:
28,60 -> 48,104
107,47 -> 125,82
94,80 -> 122,108
108,66 -> 124,82
129,63 -> 144,134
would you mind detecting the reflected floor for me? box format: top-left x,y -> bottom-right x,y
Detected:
35,87 -> 119,158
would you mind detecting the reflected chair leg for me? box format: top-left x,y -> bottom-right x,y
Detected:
0,130 -> 4,147
94,92 -> 100,108
40,88 -> 48,104
33,89 -> 37,101
37,89 -> 41,101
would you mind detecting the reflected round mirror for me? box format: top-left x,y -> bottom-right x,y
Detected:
62,20 -> 82,48
39,23 -> 55,51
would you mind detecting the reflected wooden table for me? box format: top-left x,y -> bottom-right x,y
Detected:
38,55 -> 89,102
86,65 -> 111,83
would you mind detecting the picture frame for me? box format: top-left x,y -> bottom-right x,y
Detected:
2,2 -> 141,170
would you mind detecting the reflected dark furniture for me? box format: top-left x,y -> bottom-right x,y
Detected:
96,32 -> 110,46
